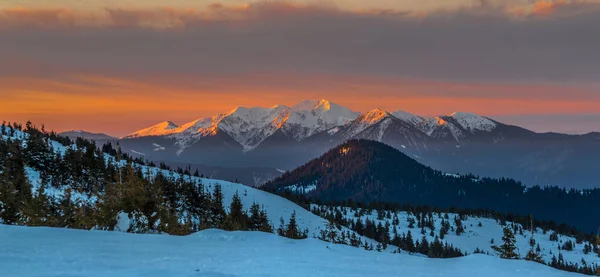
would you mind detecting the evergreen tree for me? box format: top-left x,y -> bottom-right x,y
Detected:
280,211 -> 308,239
320,221 -> 340,243
525,235 -> 544,264
223,192 -> 248,231
209,185 -> 226,227
420,235 -> 430,254
0,141 -> 32,224
26,183 -> 57,226
455,215 -> 465,236
492,226 -> 520,259
405,230 -> 415,252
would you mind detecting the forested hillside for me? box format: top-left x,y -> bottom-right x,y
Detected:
265,139 -> 600,233
0,121 -> 314,239
311,203 -> 600,275
3,122 -> 600,276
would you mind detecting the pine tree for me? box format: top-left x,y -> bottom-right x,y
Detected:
492,226 -> 520,259
405,230 -> 415,252
525,235 -> 544,264
0,141 -> 33,224
26,183 -> 57,226
249,202 -> 263,231
209,185 -> 226,228
257,208 -> 273,233
439,219 -> 450,239
420,235 -> 430,255
319,221 -> 339,243
455,215 -> 465,236
223,192 -> 248,231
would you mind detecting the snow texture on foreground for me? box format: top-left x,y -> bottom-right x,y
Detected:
0,225 -> 583,277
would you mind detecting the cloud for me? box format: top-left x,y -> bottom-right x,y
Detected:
1,1 -> 600,83
526,0 -> 600,16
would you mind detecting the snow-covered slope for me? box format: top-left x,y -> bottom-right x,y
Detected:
343,108 -> 392,139
3,126 -> 380,248
10,127 -> 339,238
0,225 -> 581,277
416,112 -> 497,144
418,116 -> 467,143
392,110 -> 424,126
449,112 -> 497,133
217,105 -> 290,151
22,148 -> 328,237
319,205 -> 600,268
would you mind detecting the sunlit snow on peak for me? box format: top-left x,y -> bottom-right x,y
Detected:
449,112 -> 497,132
122,121 -> 179,139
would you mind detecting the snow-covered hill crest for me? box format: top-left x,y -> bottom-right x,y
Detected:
0,225 -> 582,277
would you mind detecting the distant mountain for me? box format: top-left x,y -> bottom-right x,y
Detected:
122,99 -> 359,152
339,108 -> 433,152
160,161 -> 283,187
59,130 -> 117,142
116,99 -> 599,189
264,139 -> 600,233
122,121 -> 178,139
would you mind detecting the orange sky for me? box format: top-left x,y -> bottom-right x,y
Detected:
2,73 -> 599,136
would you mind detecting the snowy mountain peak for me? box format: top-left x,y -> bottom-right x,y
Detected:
449,112 -> 497,132
315,99 -> 331,110
361,108 -> 391,124
285,99 -> 360,141
291,99 -> 332,111
415,112 -> 496,143
391,110 -> 424,126
123,121 -> 178,139
217,105 -> 290,151
435,116 -> 448,126
416,116 -> 461,140
122,101 -> 502,153
341,109 -> 393,139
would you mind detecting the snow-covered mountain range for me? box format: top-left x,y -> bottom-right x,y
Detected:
123,99 -> 360,151
122,99 -> 496,150
99,99 -> 598,189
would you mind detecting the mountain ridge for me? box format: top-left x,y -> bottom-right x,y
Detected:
264,139 -> 600,233
73,99 -> 600,189
122,100 -> 507,150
